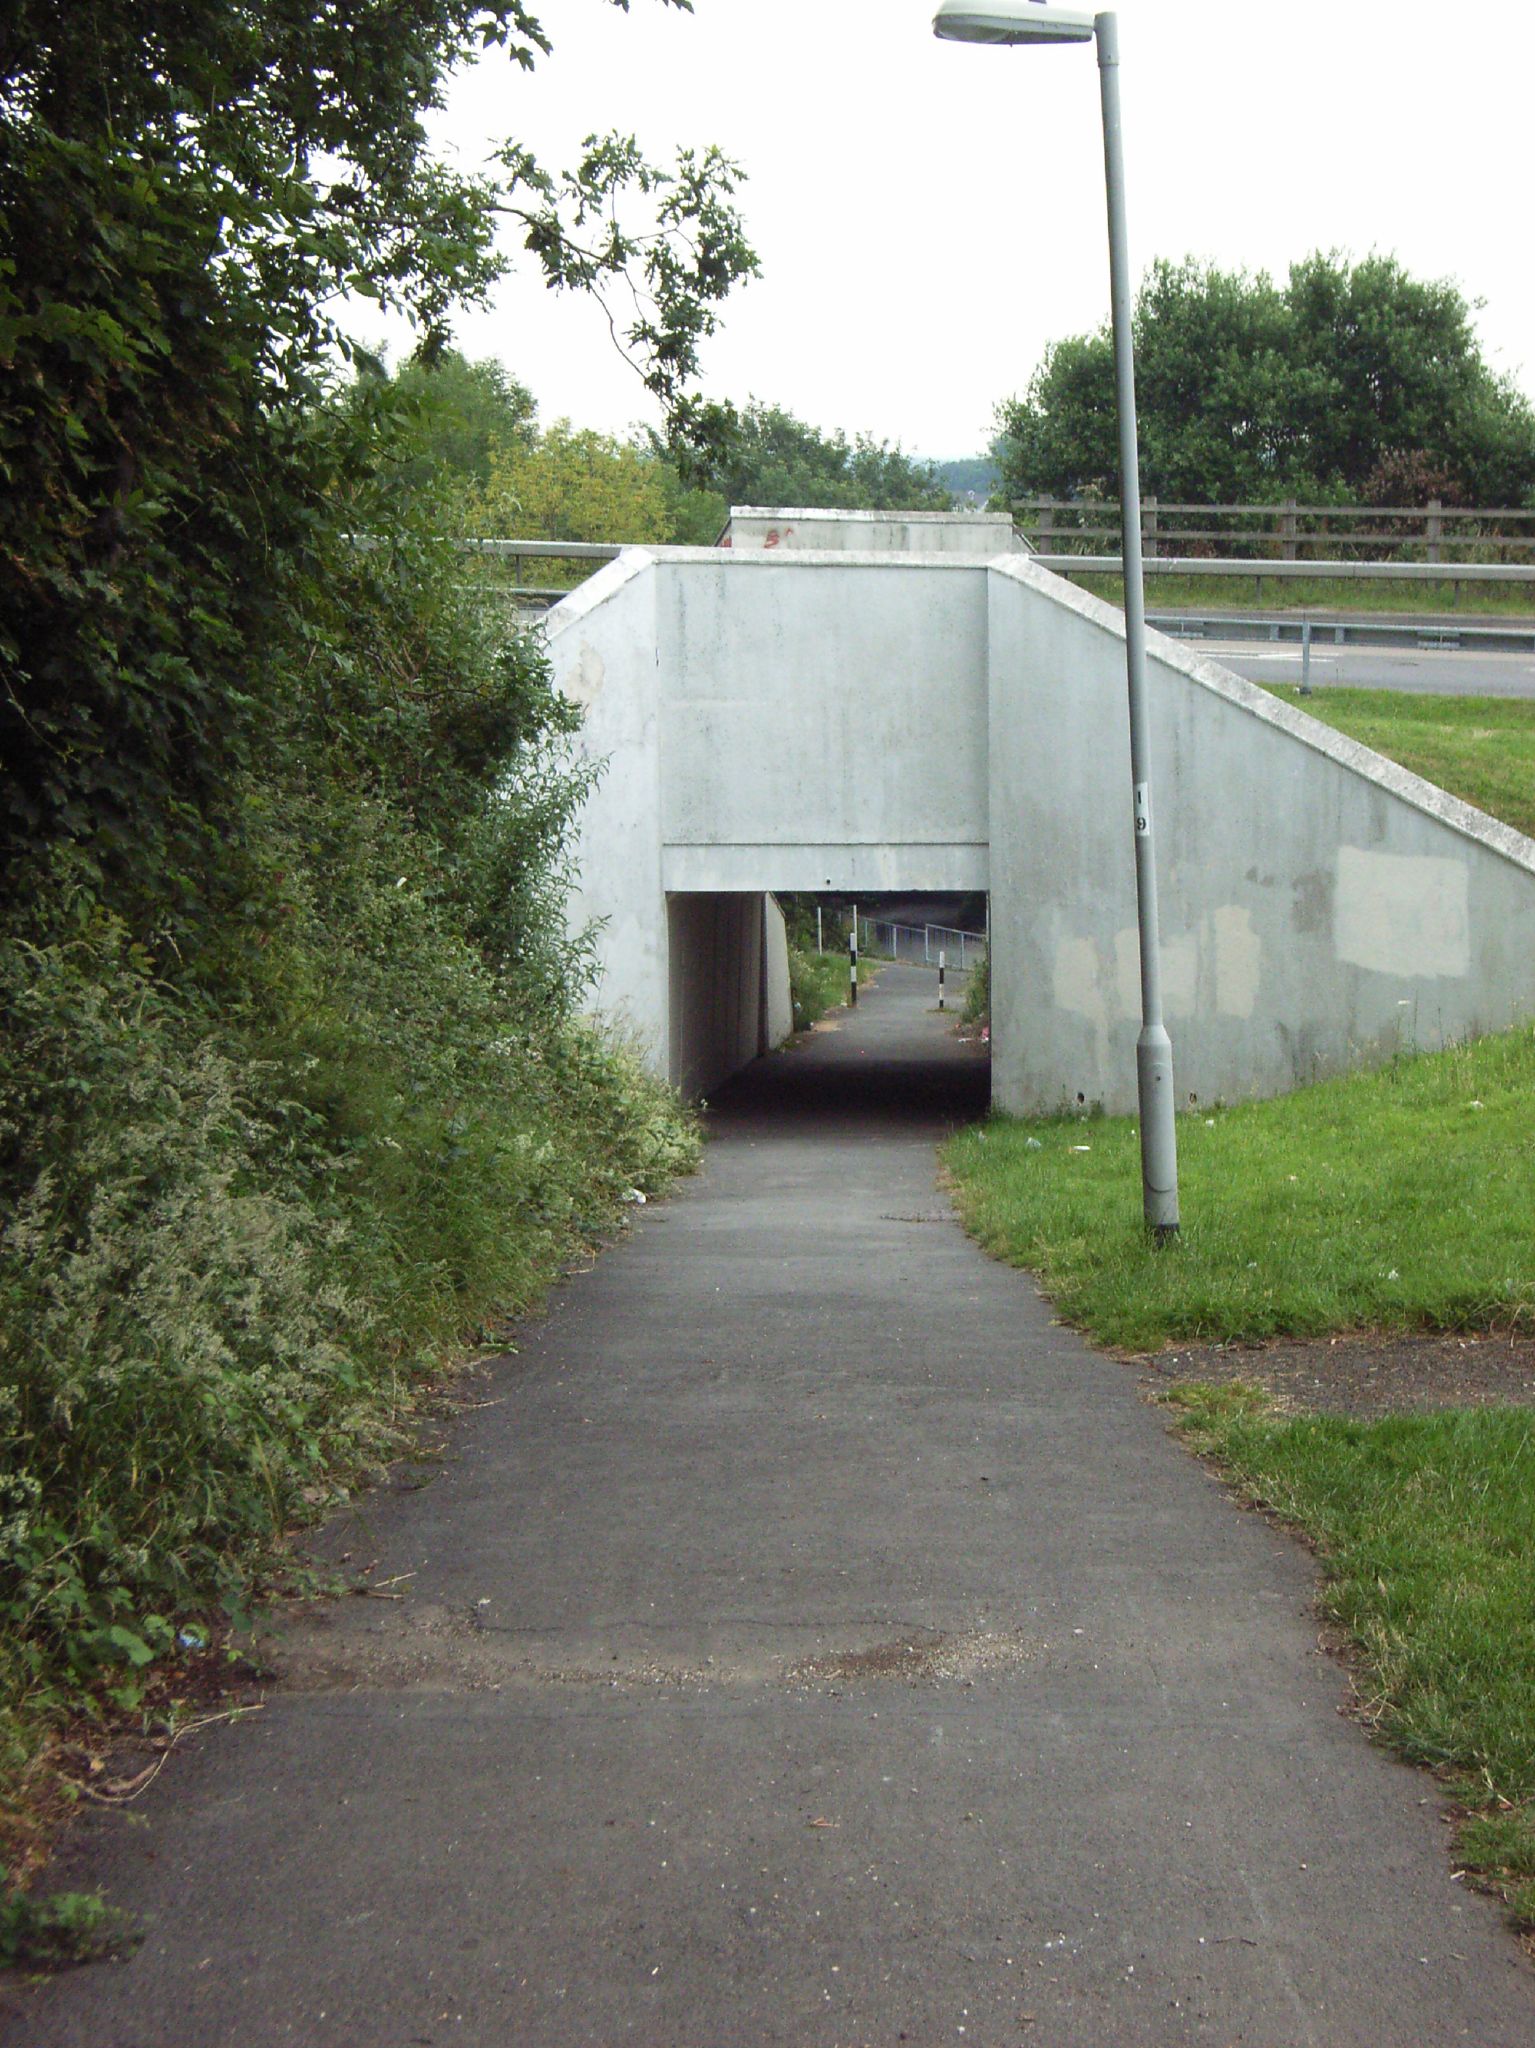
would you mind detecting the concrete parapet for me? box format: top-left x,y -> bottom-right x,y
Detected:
726,506 -> 1021,555
543,545 -> 1535,1110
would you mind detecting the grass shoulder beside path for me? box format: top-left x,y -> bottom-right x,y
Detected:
787,946 -> 877,1033
945,1050 -> 1535,1933
944,1027 -> 1535,1354
1079,570 -> 1535,621
1163,1384 -> 1535,1931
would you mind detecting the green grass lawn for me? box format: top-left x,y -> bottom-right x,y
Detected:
943,684 -> 1535,1352
944,1028 -> 1535,1352
945,1027 -> 1535,1929
1274,686 -> 1535,842
1076,570 -> 1535,620
1165,1384 -> 1535,1928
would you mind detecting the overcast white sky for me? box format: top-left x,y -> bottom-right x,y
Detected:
360,0 -> 1535,460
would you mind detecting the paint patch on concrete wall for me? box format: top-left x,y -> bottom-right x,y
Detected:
1163,934 -> 1199,1019
1054,934 -> 1108,1030
566,642 -> 606,710
1113,927 -> 1200,1021
1334,847 -> 1470,979
1214,906 -> 1261,1019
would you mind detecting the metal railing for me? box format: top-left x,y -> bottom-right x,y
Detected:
450,538 -> 1535,613
458,537 -> 624,603
1149,612 -> 1535,656
1147,610 -> 1535,693
1016,498 -> 1535,563
858,918 -> 985,972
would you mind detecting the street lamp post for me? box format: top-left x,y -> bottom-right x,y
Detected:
933,0 -> 1180,1237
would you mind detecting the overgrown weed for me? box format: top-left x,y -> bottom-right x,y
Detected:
0,509 -> 700,1886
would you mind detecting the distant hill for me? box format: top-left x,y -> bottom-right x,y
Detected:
929,456 -> 1000,505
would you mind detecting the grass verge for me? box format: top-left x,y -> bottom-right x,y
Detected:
943,1027 -> 1535,1353
788,947 -> 876,1032
1272,686 -> 1535,842
1163,1383 -> 1535,1929
1075,571 -> 1535,620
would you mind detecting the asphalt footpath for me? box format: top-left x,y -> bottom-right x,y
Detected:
15,965 -> 1535,2045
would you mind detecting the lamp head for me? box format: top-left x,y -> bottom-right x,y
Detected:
933,0 -> 1096,44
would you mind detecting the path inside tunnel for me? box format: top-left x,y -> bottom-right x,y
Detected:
19,965 -> 1534,2046
711,957 -> 989,1132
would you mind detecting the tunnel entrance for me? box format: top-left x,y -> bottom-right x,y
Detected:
666,890 -> 990,1115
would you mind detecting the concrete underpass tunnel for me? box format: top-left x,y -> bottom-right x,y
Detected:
668,890 -> 991,1128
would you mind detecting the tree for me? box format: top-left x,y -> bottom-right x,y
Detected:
470,421 -> 674,544
1284,254 -> 1535,507
354,351 -> 539,499
355,350 -> 731,545
994,254 -> 1535,508
675,400 -> 949,512
0,0 -> 756,897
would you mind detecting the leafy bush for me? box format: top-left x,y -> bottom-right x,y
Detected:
961,947 -> 990,1030
0,874 -> 698,1797
788,946 -> 848,1031
0,470 -> 700,1879
0,0 -> 740,1886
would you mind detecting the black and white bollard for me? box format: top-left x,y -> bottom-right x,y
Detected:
848,920 -> 858,1006
938,949 -> 946,1010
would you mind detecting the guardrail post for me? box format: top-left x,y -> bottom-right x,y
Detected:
1427,497 -> 1443,567
1037,498 -> 1054,551
1280,498 -> 1298,562
1144,494 -> 1158,560
1300,617 -> 1312,697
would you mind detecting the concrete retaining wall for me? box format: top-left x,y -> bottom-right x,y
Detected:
655,553 -> 989,895
667,894 -> 765,1100
988,558 -> 1535,1111
764,895 -> 793,1050
545,546 -> 1535,1110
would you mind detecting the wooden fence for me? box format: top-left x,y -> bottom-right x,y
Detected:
1014,499 -> 1535,563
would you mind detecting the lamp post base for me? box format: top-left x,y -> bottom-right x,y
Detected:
1136,1023 -> 1180,1237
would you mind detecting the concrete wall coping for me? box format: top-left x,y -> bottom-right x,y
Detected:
728,506 -> 1007,525
541,547 -> 998,656
993,554 -> 1535,882
539,546 -> 656,642
589,545 -> 996,572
